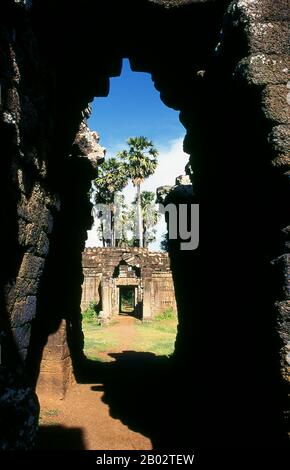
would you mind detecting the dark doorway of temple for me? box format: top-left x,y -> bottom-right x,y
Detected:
119,286 -> 135,315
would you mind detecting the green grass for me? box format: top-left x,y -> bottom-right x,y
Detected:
83,320 -> 120,361
82,312 -> 177,360
154,308 -> 175,321
43,408 -> 59,417
39,408 -> 60,424
82,302 -> 98,323
132,317 -> 177,356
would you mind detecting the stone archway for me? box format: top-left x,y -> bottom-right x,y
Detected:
0,0 -> 289,449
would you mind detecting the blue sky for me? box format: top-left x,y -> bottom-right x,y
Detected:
88,59 -> 185,152
86,59 -> 189,250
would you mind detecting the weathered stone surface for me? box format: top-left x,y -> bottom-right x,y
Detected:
262,84 -> 290,124
25,223 -> 39,247
0,376 -> 39,450
273,254 -> 290,300
72,121 -> 106,166
235,54 -> 289,85
157,175 -> 193,205
175,174 -> 191,185
12,323 -> 31,350
276,300 -> 290,382
272,255 -> 290,385
18,254 -> 45,280
232,0 -> 290,22
36,232 -> 50,257
268,125 -> 290,169
27,204 -> 54,234
14,277 -> 41,298
17,199 -> 54,234
156,185 -> 173,204
36,321 -> 75,400
11,296 -> 37,327
247,22 -> 289,55
23,224 -> 49,256
149,0 -> 213,6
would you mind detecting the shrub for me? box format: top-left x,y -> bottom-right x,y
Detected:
82,301 -> 98,322
154,307 -> 175,321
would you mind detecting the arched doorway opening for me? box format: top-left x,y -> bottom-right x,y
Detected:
1,0 -> 288,451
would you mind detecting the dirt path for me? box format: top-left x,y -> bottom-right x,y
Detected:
38,316 -> 152,450
95,315 -> 138,362
111,315 -> 136,346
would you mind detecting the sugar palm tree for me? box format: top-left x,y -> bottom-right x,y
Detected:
114,194 -> 135,247
118,137 -> 158,247
133,191 -> 159,248
94,157 -> 128,247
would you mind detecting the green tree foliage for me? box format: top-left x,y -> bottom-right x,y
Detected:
94,158 -> 128,246
118,137 -> 158,247
114,194 -> 134,247
94,157 -> 128,204
132,191 -> 159,248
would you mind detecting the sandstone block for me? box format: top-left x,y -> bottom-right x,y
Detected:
11,296 -> 37,327
262,84 -> 290,124
235,54 -> 289,85
12,323 -> 31,350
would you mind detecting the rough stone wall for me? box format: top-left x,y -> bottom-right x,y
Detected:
0,1 -> 105,447
0,1 -> 58,449
151,273 -> 176,316
174,0 -> 290,447
81,273 -> 102,312
149,0 -> 216,6
225,0 -> 290,420
0,3 -> 55,360
228,0 -> 290,392
82,247 -> 173,278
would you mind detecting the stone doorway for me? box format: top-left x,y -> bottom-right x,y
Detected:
119,286 -> 136,316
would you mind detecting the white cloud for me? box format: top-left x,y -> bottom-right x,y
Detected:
140,136 -> 189,194
85,136 -> 189,250
122,136 -> 188,201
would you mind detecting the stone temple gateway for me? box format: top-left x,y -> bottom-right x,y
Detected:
81,248 -> 177,321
